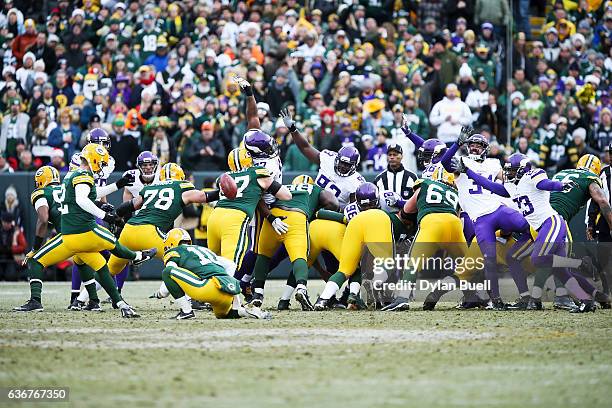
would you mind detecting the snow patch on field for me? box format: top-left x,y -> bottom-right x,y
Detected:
0,328 -> 493,350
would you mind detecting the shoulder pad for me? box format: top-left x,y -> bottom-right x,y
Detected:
72,173 -> 95,186
30,189 -> 45,206
180,182 -> 195,190
254,167 -> 271,177
164,250 -> 180,265
529,169 -> 546,178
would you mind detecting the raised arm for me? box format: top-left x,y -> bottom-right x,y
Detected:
465,167 -> 510,197
234,76 -> 261,130
401,114 -> 426,149
96,172 -> 135,199
257,176 -> 292,200
279,108 -> 320,165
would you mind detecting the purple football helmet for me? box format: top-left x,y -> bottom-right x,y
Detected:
504,153 -> 531,183
335,146 -> 360,176
243,129 -> 278,158
417,139 -> 447,166
465,133 -> 489,162
88,128 -> 111,149
355,182 -> 380,211
137,151 -> 159,182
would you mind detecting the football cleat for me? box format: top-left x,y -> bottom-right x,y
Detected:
526,298 -> 544,310
175,310 -> 196,320
485,297 -> 507,311
553,295 -> 577,311
13,299 -> 43,312
241,281 -> 253,303
593,291 -> 611,309
381,296 -> 411,311
248,292 -> 264,307
295,287 -> 314,311
277,299 -> 291,311
133,248 -> 157,266
506,295 -> 531,311
569,300 -> 596,313
191,300 -> 211,310
422,292 -> 440,311
313,297 -> 330,311
83,300 -> 102,312
329,294 -> 347,309
120,304 -> 140,318
347,293 -> 367,310
455,298 -> 488,309
242,304 -> 272,320
68,299 -> 85,311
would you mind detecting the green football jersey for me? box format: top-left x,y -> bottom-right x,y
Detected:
415,178 -> 459,224
129,180 -> 195,232
273,183 -> 323,220
60,169 -> 98,234
550,169 -> 601,221
216,166 -> 270,217
30,184 -> 63,233
164,244 -> 226,279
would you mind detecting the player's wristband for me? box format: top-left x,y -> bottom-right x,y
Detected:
399,208 -> 410,221
116,200 -> 135,217
244,85 -> 253,96
288,124 -> 297,133
205,189 -> 220,202
33,236 -> 44,251
267,180 -> 282,195
266,214 -> 277,224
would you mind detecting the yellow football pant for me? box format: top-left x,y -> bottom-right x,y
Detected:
410,213 -> 471,278
33,226 -> 117,271
108,224 -> 165,275
338,209 -> 393,278
258,208 -> 308,262
168,266 -> 234,318
207,207 -> 251,269
307,219 -> 346,267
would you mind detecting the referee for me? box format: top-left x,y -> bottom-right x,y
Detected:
374,143 -> 417,200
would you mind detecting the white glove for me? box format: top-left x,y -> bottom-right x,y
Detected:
382,191 -> 400,207
232,75 -> 250,89
279,108 -> 295,130
268,215 -> 289,235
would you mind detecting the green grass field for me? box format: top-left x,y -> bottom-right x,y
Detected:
0,279 -> 610,407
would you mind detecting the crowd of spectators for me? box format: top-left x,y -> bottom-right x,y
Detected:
0,0 -> 609,178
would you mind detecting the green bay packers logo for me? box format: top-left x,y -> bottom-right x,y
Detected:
95,146 -> 105,155
35,168 -> 44,177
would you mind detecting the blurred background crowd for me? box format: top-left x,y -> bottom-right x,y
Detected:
0,0 -> 612,277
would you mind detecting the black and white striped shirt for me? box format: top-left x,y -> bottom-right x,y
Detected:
374,165 -> 417,200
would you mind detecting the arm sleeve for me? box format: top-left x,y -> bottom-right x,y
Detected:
96,183 -> 119,199
75,183 -> 106,219
34,197 -> 49,211
316,209 -> 347,223
536,179 -> 564,192
466,168 -> 510,197
402,129 -> 425,149
440,143 -> 460,171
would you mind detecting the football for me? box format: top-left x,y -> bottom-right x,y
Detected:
219,173 -> 237,199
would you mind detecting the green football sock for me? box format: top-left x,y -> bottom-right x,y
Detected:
77,263 -> 99,302
293,258 -> 309,286
330,271 -> 347,287
162,267 -> 185,299
252,254 -> 270,291
28,260 -> 44,302
96,264 -> 122,304
110,242 -> 137,260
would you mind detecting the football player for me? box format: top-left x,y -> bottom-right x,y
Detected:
14,167 -> 102,312
461,153 -> 607,312
162,228 -> 271,320
122,151 -> 160,201
207,148 -> 291,270
250,175 -> 339,310
279,109 -> 365,210
15,144 -> 156,317
441,132 -> 532,309
313,205 -> 412,310
511,154 -> 612,310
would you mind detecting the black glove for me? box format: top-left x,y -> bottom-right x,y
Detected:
116,171 -> 135,189
458,126 -> 474,146
103,210 -> 123,226
100,203 -> 115,213
451,157 -> 466,173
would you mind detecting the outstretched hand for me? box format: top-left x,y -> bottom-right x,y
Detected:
458,126 -> 474,146
279,108 -> 295,130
